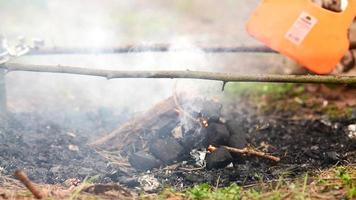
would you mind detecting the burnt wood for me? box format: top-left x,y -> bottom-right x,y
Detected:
92,96 -> 180,151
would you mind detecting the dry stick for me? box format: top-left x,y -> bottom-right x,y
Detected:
208,145 -> 281,162
2,63 -> 356,85
14,170 -> 44,199
28,45 -> 277,55
28,43 -> 356,55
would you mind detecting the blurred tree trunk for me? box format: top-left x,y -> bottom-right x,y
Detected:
0,69 -> 6,122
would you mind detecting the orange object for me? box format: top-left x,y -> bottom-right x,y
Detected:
246,0 -> 356,74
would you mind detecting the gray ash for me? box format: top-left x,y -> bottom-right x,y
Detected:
0,99 -> 355,193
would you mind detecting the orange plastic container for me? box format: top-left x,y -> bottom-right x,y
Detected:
246,0 -> 356,74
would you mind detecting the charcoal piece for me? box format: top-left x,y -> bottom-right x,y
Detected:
206,123 -> 230,146
149,137 -> 185,164
206,147 -> 233,170
180,128 -> 207,150
128,151 -> 162,171
226,120 -> 247,149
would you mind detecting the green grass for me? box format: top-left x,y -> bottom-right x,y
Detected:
186,183 -> 241,200
223,83 -> 305,114
155,166 -> 355,200
225,83 -> 354,119
156,183 -> 242,200
335,167 -> 356,199
322,105 -> 353,119
1,167 -> 354,200
225,82 -> 298,99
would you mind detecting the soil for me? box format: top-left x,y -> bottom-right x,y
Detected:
0,111 -> 124,184
0,90 -> 354,192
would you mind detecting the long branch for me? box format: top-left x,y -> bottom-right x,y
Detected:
28,43 -> 356,55
2,63 -> 356,85
28,45 -> 276,55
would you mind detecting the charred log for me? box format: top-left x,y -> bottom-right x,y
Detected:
94,95 -> 227,171
92,96 -> 180,152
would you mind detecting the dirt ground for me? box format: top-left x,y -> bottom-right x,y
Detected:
0,84 -> 355,199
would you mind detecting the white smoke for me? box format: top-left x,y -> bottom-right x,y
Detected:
1,0 -> 286,118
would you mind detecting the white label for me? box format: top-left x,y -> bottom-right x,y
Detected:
285,12 -> 318,45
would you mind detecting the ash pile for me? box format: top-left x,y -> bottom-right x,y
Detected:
93,95 -> 272,178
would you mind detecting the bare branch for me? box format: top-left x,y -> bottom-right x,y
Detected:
2,63 -> 356,85
28,45 -> 276,55
27,43 -> 356,55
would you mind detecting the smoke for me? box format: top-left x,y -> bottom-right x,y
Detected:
5,36 -> 222,112
0,0 -> 297,133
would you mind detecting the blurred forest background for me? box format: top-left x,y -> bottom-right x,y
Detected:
0,0 -> 354,117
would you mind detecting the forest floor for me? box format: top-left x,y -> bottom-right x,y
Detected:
0,83 -> 355,200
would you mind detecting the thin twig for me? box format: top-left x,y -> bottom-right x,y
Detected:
208,145 -> 280,162
2,63 -> 356,85
14,169 -> 43,199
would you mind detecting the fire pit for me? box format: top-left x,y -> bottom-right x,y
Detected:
0,42 -> 355,198
1,85 -> 355,196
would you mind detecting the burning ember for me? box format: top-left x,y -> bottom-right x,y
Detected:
92,94 -> 279,173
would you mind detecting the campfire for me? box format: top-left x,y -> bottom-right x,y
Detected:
92,94 -> 280,173
0,38 -> 355,198
2,83 -> 355,197
0,1 -> 355,198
